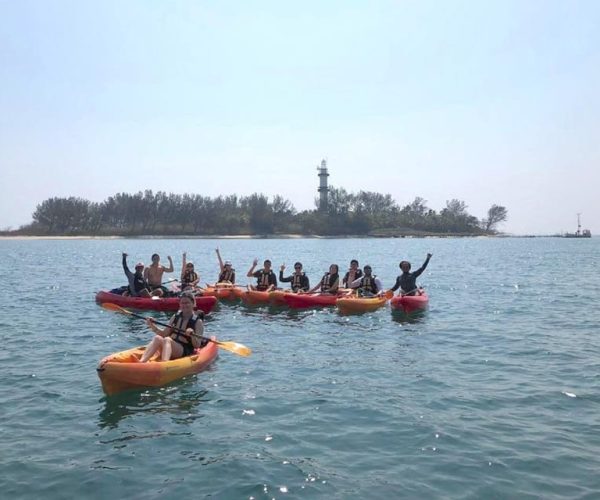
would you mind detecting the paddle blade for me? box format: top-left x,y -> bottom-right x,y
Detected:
215,340 -> 252,357
101,302 -> 132,315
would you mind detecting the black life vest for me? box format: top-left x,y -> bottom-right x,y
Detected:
321,272 -> 339,293
219,268 -> 235,283
170,311 -> 205,351
291,272 -> 306,291
182,270 -> 198,287
360,275 -> 379,294
256,270 -> 275,291
132,273 -> 148,294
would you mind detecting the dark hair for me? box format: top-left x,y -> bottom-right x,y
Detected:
364,265 -> 372,271
180,292 -> 196,305
350,259 -> 359,265
330,263 -> 339,273
151,253 -> 159,260
294,262 -> 302,268
399,260 -> 411,271
264,259 -> 272,265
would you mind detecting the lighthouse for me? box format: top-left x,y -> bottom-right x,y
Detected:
317,159 -> 329,212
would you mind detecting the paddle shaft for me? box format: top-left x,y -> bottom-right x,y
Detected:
125,309 -> 206,342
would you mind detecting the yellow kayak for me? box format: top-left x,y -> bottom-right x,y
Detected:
336,296 -> 388,314
97,342 -> 218,396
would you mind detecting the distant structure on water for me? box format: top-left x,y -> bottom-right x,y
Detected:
317,159 -> 329,212
564,213 -> 591,238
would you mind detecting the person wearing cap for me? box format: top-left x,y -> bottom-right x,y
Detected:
349,265 -> 383,297
122,252 -> 153,297
279,262 -> 310,292
342,259 -> 363,288
246,258 -> 277,291
180,252 -> 200,291
215,248 -> 236,284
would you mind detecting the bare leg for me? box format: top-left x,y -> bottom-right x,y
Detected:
139,336 -> 164,362
161,338 -> 184,361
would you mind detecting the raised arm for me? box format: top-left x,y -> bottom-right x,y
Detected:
216,248 -> 225,272
413,253 -> 432,278
122,253 -> 133,278
247,258 -> 258,277
279,264 -> 293,282
164,255 -> 174,273
181,252 -> 187,281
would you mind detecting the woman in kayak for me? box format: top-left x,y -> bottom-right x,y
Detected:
180,252 -> 200,291
279,262 -> 310,292
139,293 -> 207,362
388,253 -> 432,296
215,248 -> 236,284
306,264 -> 340,295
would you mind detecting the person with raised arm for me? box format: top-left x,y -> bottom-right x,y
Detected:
279,262 -> 310,292
122,253 -> 153,297
215,248 -> 236,284
143,253 -> 174,297
388,253 -> 432,296
246,258 -> 277,291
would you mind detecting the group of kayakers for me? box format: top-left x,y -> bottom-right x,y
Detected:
120,249 -> 432,363
122,249 -> 432,299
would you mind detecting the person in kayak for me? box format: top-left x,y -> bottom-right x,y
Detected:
180,252 -> 199,291
349,265 -> 383,297
306,264 -> 340,294
139,293 -> 207,362
389,253 -> 432,296
143,253 -> 174,297
122,253 -> 154,297
216,248 -> 236,284
247,258 -> 277,291
342,259 -> 363,288
279,262 -> 310,292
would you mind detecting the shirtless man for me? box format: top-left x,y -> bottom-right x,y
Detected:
143,253 -> 174,297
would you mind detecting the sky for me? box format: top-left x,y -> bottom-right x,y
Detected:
1,0 -> 599,235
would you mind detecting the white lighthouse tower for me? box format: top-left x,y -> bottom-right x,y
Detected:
317,159 -> 329,212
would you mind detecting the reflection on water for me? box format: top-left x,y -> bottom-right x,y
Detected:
390,308 -> 428,325
98,377 -> 211,430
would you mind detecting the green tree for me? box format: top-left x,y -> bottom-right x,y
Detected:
482,204 -> 508,232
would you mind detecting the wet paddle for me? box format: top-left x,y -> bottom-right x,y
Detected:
101,303 -> 252,357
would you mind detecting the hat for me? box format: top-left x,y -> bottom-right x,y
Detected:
135,262 -> 144,268
224,260 -> 232,266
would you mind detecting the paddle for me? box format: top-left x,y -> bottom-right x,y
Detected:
101,303 -> 252,357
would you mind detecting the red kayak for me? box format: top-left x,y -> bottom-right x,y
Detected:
389,290 -> 429,313
283,293 -> 339,309
95,291 -> 217,313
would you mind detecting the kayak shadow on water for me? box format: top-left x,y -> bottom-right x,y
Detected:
97,377 -> 211,430
390,309 -> 428,325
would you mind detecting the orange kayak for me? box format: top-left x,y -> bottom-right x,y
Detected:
202,283 -> 244,300
336,296 -> 388,314
97,342 -> 218,396
240,289 -> 272,305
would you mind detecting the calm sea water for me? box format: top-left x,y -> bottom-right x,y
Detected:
1,237 -> 599,499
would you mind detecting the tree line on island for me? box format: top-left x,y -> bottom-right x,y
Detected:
8,187 -> 508,237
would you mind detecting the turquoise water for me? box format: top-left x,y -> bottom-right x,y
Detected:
1,237 -> 599,499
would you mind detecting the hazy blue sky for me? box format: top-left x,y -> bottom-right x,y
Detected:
1,0 -> 598,234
